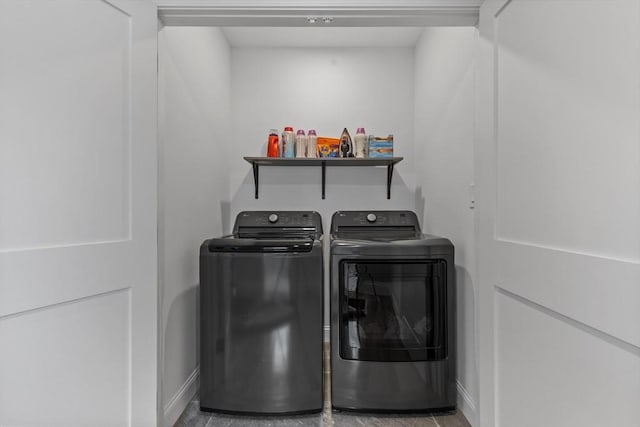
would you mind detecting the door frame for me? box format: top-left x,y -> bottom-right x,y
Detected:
474,1 -> 506,426
153,2 -> 485,425
154,0 -> 482,27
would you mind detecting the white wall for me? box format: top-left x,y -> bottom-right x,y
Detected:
229,47 -> 416,215
476,0 -> 640,426
229,47 -> 417,331
158,26 -> 231,427
413,27 -> 478,424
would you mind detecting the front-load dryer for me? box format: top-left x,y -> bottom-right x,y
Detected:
330,210 -> 455,412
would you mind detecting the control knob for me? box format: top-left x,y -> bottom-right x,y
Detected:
268,213 -> 279,223
366,213 -> 377,223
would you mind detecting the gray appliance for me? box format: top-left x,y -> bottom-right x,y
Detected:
200,211 -> 323,415
330,210 -> 455,412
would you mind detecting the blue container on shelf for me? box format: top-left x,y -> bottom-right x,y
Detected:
368,135 -> 394,158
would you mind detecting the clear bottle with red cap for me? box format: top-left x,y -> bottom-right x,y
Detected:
282,126 -> 295,158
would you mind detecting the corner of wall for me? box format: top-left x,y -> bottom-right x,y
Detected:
457,380 -> 478,426
163,367 -> 199,427
412,26 -> 479,427
159,25 -> 232,426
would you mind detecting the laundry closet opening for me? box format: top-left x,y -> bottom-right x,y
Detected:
157,20 -> 478,427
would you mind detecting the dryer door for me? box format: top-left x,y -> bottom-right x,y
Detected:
339,260 -> 447,362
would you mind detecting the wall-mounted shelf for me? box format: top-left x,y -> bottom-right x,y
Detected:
243,157 -> 403,200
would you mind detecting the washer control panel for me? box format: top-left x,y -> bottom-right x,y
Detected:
234,211 -> 323,231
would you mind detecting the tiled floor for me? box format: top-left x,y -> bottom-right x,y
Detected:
175,345 -> 471,427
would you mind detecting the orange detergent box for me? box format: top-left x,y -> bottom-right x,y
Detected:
317,137 -> 340,158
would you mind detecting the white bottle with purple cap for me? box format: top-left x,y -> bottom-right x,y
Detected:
295,129 -> 307,158
307,129 -> 318,158
354,127 -> 367,158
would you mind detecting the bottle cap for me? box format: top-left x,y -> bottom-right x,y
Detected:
308,130 -> 317,135
356,127 -> 366,134
284,126 -> 293,131
296,129 -> 306,135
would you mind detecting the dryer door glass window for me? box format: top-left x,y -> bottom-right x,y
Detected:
339,260 -> 447,362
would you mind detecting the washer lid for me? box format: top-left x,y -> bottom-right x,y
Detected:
208,237 -> 314,253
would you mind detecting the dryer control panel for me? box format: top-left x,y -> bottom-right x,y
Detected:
330,210 -> 421,237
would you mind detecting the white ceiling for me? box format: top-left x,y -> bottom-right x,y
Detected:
222,27 -> 425,47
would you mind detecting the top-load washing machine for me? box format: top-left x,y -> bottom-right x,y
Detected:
200,211 -> 323,415
330,210 -> 455,412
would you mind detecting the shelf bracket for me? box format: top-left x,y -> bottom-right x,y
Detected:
252,163 -> 259,199
387,163 -> 394,199
321,161 -> 326,199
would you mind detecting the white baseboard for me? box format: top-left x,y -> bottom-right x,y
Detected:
324,325 -> 330,342
163,366 -> 199,427
456,380 -> 477,426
